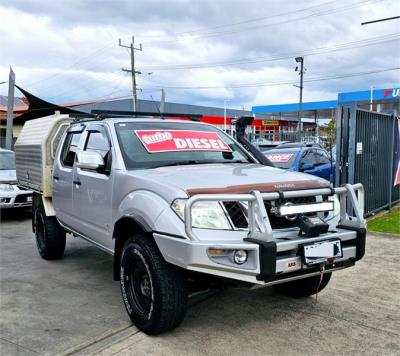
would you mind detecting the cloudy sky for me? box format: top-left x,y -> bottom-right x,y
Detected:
0,0 -> 399,110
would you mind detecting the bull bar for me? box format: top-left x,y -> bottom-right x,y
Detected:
184,183 -> 365,242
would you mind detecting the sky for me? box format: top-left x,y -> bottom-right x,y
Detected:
0,0 -> 399,110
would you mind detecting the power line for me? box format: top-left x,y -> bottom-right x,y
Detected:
145,0 -> 383,44
143,67 -> 399,90
133,0 -> 340,39
140,33 -> 400,70
24,42 -> 117,88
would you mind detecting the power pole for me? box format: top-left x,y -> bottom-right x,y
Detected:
119,36 -> 142,111
295,56 -> 304,134
6,67 -> 15,150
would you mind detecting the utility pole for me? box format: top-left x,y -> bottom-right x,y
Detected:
6,67 -> 15,150
119,36 -> 142,111
294,56 -> 304,134
160,89 -> 165,114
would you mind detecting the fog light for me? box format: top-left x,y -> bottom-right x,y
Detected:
233,250 -> 248,265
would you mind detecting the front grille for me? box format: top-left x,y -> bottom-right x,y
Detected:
223,202 -> 248,228
14,194 -> 32,203
224,196 -> 320,230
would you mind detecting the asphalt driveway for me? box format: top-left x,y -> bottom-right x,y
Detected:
0,210 -> 399,356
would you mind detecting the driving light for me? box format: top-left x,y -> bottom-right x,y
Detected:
233,250 -> 248,265
277,201 -> 334,216
171,199 -> 232,230
0,184 -> 14,192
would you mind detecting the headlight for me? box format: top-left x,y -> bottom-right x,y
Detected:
0,184 -> 14,192
171,199 -> 232,230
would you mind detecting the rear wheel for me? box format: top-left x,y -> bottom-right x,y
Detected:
120,235 -> 188,334
34,206 -> 66,260
274,273 -> 332,298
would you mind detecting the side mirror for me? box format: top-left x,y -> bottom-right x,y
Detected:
300,162 -> 315,171
76,151 -> 105,170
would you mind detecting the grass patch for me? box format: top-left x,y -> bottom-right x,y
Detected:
368,206 -> 400,234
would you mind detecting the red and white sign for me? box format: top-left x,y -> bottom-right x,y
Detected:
135,130 -> 232,153
266,153 -> 294,163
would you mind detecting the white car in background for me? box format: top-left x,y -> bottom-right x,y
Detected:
0,148 -> 33,209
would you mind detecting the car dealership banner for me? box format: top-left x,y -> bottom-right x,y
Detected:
135,130 -> 232,153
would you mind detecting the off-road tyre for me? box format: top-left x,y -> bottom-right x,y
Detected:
274,272 -> 332,298
120,234 -> 188,335
34,205 -> 66,260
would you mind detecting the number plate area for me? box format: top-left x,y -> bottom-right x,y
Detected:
302,240 -> 342,266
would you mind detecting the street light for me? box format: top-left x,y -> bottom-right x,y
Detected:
224,99 -> 230,133
370,85 -> 374,111
294,57 -> 304,134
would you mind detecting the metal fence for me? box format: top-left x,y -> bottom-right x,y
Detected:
336,105 -> 399,216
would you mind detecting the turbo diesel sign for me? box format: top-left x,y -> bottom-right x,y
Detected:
135,130 -> 232,153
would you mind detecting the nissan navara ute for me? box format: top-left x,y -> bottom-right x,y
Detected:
15,112 -> 366,335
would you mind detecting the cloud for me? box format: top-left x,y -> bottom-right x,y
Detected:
0,0 -> 399,110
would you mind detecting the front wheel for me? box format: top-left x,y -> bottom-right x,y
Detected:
274,273 -> 332,298
120,235 -> 188,334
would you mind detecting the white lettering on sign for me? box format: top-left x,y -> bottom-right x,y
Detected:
141,132 -> 173,145
135,130 -> 232,153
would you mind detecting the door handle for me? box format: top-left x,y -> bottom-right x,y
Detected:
53,174 -> 59,180
73,178 -> 81,186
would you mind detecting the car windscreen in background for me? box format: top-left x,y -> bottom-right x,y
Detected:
0,152 -> 16,170
265,150 -> 298,169
115,121 -> 253,169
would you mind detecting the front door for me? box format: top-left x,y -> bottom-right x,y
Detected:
71,124 -> 114,251
53,126 -> 84,227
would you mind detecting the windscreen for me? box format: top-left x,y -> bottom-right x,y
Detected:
0,151 -> 16,170
115,121 -> 253,169
265,149 -> 298,169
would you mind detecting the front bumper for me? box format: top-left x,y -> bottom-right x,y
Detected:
154,226 -> 366,285
0,186 -> 33,209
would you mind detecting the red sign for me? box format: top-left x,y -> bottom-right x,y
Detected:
266,153 -> 294,163
135,130 -> 232,153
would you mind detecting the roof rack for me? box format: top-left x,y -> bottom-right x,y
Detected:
69,110 -> 203,123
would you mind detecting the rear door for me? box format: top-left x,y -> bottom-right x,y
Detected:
70,124 -> 114,250
53,126 -> 85,227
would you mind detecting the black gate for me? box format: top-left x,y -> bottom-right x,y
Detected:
336,105 -> 399,216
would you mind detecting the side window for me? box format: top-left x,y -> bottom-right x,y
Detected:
316,150 -> 331,164
301,150 -> 315,165
83,127 -> 112,174
60,132 -> 82,167
85,131 -> 110,158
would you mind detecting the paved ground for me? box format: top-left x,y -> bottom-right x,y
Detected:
1,210 -> 399,356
